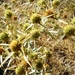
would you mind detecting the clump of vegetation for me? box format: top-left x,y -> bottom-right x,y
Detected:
0,0 -> 75,75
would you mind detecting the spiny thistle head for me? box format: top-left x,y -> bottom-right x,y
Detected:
30,13 -> 41,23
5,10 -> 13,18
0,32 -> 8,41
46,51 -> 52,58
3,3 -> 8,9
19,60 -> 30,69
32,31 -> 40,39
37,0 -> 46,7
31,29 -> 40,39
10,40 -> 21,52
36,61 -> 43,70
15,66 -> 25,75
0,47 -> 4,55
28,0 -> 34,2
53,0 -> 60,6
63,25 -> 75,36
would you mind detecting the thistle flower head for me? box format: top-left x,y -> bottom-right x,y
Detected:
63,25 -> 75,36
35,61 -> 43,70
30,13 -> 41,23
32,31 -> 40,39
0,32 -> 8,41
19,60 -> 30,69
3,3 -> 8,9
31,29 -> 40,39
15,66 -> 25,75
5,10 -> 13,18
10,40 -> 21,52
37,0 -> 46,7
53,0 -> 60,6
46,51 -> 52,58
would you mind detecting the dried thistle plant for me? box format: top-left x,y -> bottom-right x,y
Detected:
0,0 -> 75,75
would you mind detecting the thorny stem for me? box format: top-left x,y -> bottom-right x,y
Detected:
0,55 -> 2,64
0,44 -> 9,46
0,52 -> 14,68
40,23 -> 56,39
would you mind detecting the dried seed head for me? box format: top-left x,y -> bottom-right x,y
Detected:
15,66 -> 25,75
3,3 -> 8,9
0,47 -> 4,55
30,13 -> 41,23
0,32 -> 8,41
10,40 -> 21,52
31,29 -> 40,39
19,60 -> 30,69
44,9 -> 54,16
36,61 -> 43,70
46,51 -> 52,58
32,31 -> 40,39
37,0 -> 46,7
53,0 -> 60,6
5,10 -> 13,18
63,25 -> 75,36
